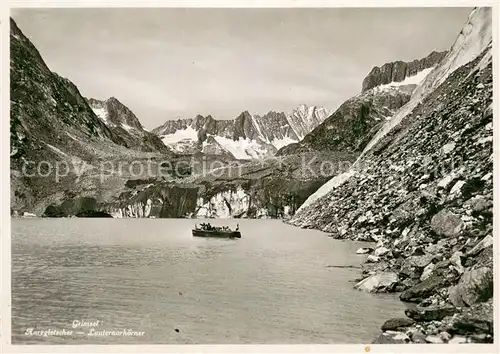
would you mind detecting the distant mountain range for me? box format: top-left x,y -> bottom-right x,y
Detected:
151,105 -> 331,159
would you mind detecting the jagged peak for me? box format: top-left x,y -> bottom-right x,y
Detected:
107,96 -> 121,104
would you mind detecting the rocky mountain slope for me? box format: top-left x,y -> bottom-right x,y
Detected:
277,51 -> 446,156
289,7 -> 493,344
87,97 -> 169,153
10,18 -> 175,215
152,105 -> 331,159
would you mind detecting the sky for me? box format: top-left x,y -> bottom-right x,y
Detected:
12,7 -> 473,130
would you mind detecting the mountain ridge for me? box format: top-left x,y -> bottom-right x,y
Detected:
361,50 -> 448,92
152,104 -> 331,159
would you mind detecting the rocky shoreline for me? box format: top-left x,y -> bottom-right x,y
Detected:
354,231 -> 493,344
288,21 -> 494,344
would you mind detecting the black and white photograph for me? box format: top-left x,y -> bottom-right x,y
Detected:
3,2 -> 497,350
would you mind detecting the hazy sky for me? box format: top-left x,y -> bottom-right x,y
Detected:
12,7 -> 472,129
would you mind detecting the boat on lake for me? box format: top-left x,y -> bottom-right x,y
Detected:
192,222 -> 241,238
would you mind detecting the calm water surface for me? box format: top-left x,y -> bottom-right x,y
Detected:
12,218 -> 404,344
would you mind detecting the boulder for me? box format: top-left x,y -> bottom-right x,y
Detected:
425,335 -> 444,344
354,272 -> 398,293
464,195 -> 492,214
404,304 -> 457,321
466,235 -> 493,257
400,275 -> 445,302
468,333 -> 493,343
449,251 -> 464,274
473,246 -> 493,268
373,330 -> 410,344
399,262 -> 417,279
449,300 -> 493,335
433,259 -> 451,275
362,260 -> 390,275
448,180 -> 466,198
425,239 -> 449,254
448,285 -> 466,308
374,246 -> 390,257
450,266 -> 493,307
439,331 -> 452,343
430,209 -> 464,237
406,254 -> 435,268
380,317 -> 415,331
441,142 -> 456,154
420,262 -> 435,281
366,255 -> 380,263
448,336 -> 467,344
356,247 -> 374,254
406,328 -> 427,343
451,315 -> 493,335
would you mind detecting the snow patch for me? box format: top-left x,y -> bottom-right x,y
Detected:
46,144 -> 69,157
213,136 -> 270,160
377,68 -> 434,90
271,136 -> 298,150
91,107 -> 110,125
121,123 -> 136,132
161,126 -> 198,145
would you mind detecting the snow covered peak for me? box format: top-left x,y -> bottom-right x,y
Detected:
87,97 -> 146,134
288,104 -> 331,140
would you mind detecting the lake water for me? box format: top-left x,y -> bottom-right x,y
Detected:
11,218 -> 404,344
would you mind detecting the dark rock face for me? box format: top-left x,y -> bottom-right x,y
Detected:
75,210 -> 113,218
448,266 -> 493,307
381,318 -> 415,331
449,299 -> 493,336
361,51 -> 447,92
43,197 -> 107,217
354,271 -> 398,292
405,304 -> 457,321
430,209 -> 464,237
400,275 -> 447,303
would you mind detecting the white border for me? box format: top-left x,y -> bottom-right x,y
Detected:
1,1 -> 499,353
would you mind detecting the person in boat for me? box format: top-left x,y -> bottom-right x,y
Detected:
236,224 -> 239,231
